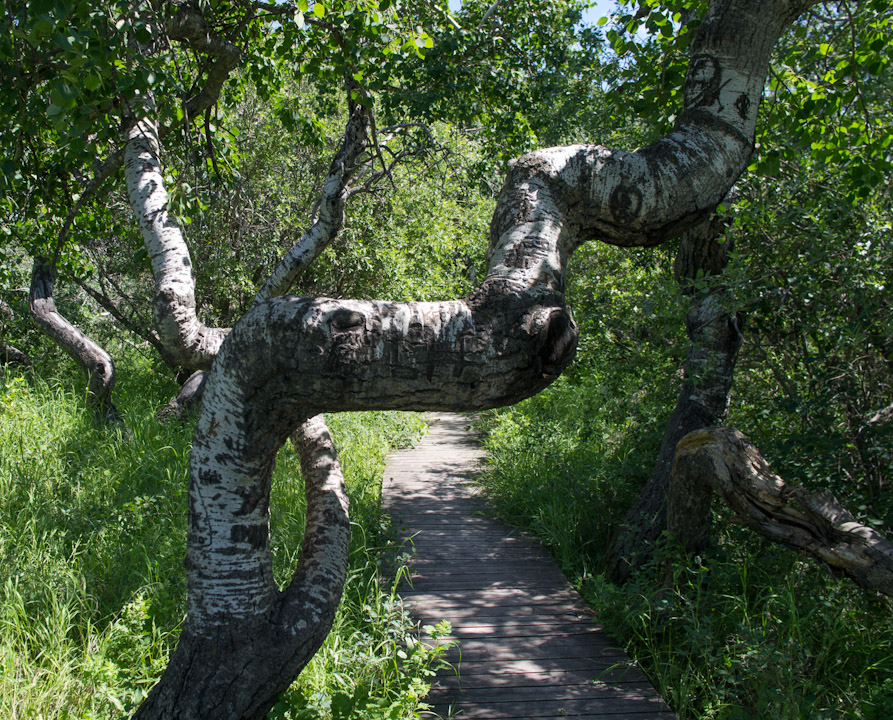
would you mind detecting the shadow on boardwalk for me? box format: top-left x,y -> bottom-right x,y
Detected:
382,413 -> 677,720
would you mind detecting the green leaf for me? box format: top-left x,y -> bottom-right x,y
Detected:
50,82 -> 77,109
31,18 -> 55,40
52,33 -> 73,50
313,2 -> 325,18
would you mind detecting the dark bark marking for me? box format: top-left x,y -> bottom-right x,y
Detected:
609,185 -> 644,225
328,309 -> 364,331
734,93 -> 751,120
231,523 -> 269,549
538,310 -> 578,379
235,482 -> 268,516
679,108 -> 752,149
198,468 -> 223,486
686,53 -> 724,109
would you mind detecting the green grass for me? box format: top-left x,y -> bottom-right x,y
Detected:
0,352 -> 446,719
478,375 -> 893,720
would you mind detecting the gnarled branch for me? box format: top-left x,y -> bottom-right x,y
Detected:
28,259 -> 121,427
669,427 -> 893,598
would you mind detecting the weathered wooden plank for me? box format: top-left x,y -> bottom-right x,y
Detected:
429,680 -> 666,703
430,622 -> 607,638
421,695 -> 674,718
406,604 -> 596,622
421,694 -> 675,719
399,587 -> 585,605
432,667 -> 648,689
408,561 -> 563,576
444,637 -> 625,660
440,656 -> 650,680
407,578 -> 570,593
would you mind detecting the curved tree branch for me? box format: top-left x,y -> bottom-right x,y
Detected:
253,96 -> 370,304
28,259 -> 121,426
125,117 -> 230,370
166,2 -> 244,122
669,427 -> 893,598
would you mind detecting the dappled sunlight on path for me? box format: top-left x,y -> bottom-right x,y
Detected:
382,413 -> 677,719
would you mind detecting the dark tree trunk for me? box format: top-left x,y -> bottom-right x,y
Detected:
668,427 -> 893,597
607,214 -> 743,582
29,259 -> 122,426
157,369 -> 208,422
0,340 -> 30,368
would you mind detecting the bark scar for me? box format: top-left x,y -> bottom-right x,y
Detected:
538,309 -> 578,379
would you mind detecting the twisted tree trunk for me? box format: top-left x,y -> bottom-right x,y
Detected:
668,427 -> 893,597
132,0 -> 824,716
28,259 -> 121,426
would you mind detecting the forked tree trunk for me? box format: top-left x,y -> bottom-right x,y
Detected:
607,213 -> 743,582
132,0 -> 822,715
668,427 -> 893,597
133,416 -> 351,719
28,259 -> 121,426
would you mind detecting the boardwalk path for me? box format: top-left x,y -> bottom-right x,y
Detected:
382,413 -> 677,720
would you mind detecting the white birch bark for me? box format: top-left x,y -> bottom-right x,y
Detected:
254,98 -> 370,304
125,118 -> 229,369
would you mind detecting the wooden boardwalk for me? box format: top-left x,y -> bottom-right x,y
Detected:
382,414 -> 677,720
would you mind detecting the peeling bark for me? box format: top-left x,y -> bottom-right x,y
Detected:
668,427 -> 893,598
28,260 -> 121,426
